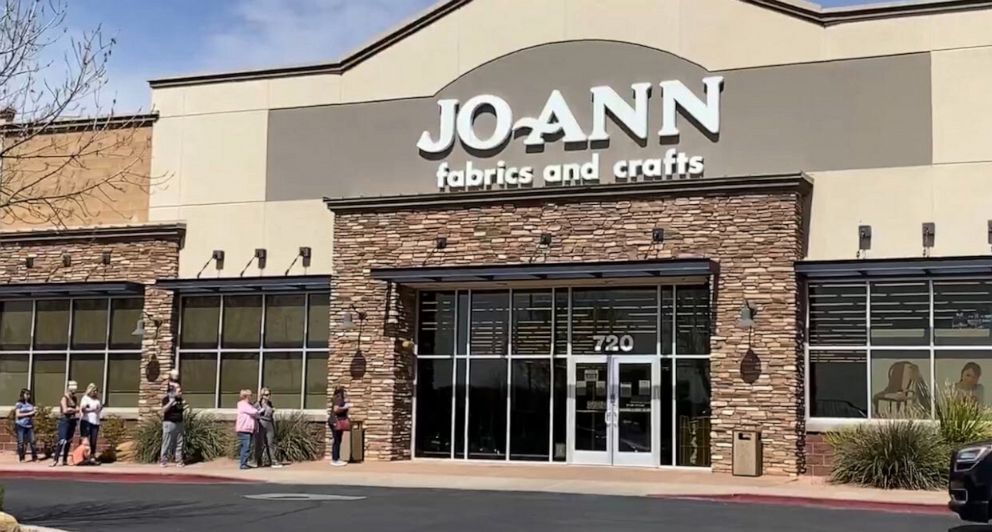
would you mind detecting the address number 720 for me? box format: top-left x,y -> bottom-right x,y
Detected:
592,334 -> 635,353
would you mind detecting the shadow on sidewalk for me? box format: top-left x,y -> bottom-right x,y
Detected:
948,526 -> 992,532
16,500 -> 239,529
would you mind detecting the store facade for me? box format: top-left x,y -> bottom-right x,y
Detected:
4,0 -> 992,474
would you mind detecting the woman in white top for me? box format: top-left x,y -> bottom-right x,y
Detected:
79,383 -> 103,465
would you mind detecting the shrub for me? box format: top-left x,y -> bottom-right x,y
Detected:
827,420 -> 947,490
933,384 -> 992,448
227,413 -> 324,464
132,408 -> 231,464
99,416 -> 129,463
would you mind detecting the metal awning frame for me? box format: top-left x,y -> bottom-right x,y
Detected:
797,256 -> 992,279
155,275 -> 332,294
371,259 -> 715,284
0,281 -> 145,299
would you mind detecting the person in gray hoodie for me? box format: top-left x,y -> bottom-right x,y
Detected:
254,387 -> 282,468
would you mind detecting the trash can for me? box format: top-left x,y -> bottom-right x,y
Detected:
732,430 -> 762,477
349,421 -> 365,463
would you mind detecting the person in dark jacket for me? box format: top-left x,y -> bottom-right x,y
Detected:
254,387 -> 282,468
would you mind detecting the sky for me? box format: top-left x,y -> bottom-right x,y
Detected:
61,0 -> 875,113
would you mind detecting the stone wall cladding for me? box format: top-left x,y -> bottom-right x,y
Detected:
330,187 -> 806,474
0,225 -> 183,419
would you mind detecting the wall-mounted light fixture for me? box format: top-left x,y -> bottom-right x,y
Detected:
340,303 -> 368,331
24,256 -> 34,269
100,251 -> 112,266
858,225 -> 872,252
254,248 -> 267,270
197,250 -> 226,278
61,252 -> 71,268
987,220 -> 992,246
922,222 -> 936,251
539,233 -> 553,246
435,236 -> 448,250
652,228 -> 665,244
738,300 -> 758,329
131,312 -> 164,338
299,246 -> 312,268
212,249 -> 225,269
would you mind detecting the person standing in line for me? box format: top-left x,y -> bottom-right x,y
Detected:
79,383 -> 103,465
236,389 -> 260,470
14,388 -> 38,463
51,381 -> 79,467
254,387 -> 282,468
160,385 -> 185,467
328,386 -> 351,467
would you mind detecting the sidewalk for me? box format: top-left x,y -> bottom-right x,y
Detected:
0,454 -> 948,508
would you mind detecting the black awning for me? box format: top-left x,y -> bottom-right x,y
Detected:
155,275 -> 331,294
796,256 -> 992,279
371,259 -> 715,284
0,281 -> 145,298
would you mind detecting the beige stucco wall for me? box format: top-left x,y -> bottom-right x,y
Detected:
806,163 -> 992,260
148,0 -> 992,271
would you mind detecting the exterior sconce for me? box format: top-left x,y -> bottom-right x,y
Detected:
61,252 -> 71,267
299,246 -> 312,268
435,236 -> 448,250
738,300 -> 757,329
987,220 -> 991,246
212,249 -> 225,270
24,256 -> 34,269
340,304 -> 368,331
652,228 -> 665,244
101,251 -> 112,266
255,248 -> 267,270
539,233 -> 552,246
858,225 -> 872,251
922,222 -> 935,254
131,312 -> 164,337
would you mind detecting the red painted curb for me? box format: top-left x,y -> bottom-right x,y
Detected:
650,494 -> 950,516
0,469 -> 257,484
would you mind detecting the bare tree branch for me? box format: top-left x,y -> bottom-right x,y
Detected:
0,0 -> 165,229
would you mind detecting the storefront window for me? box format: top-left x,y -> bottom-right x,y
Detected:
676,359 -> 711,467
934,281 -> 992,346
0,297 -> 143,408
870,282 -> 930,346
571,288 -> 657,354
935,350 -> 992,407
808,279 -> 992,420
809,350 -> 867,418
175,293 -> 329,409
414,358 -> 453,458
467,358 -> 507,459
414,285 -> 711,467
470,292 -> 509,356
509,359 -> 551,461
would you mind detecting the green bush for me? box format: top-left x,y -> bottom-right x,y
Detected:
933,384 -> 992,448
98,415 -> 129,463
826,420 -> 947,490
227,413 -> 324,464
132,408 -> 231,464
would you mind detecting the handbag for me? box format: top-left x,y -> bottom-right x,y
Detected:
334,418 -> 352,432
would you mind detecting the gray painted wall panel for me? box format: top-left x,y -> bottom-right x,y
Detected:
266,40 -> 933,201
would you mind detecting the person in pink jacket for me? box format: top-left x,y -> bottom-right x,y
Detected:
235,389 -> 260,470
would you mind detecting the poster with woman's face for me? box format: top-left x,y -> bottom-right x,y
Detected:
936,354 -> 990,406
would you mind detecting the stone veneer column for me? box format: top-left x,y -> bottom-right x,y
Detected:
137,286 -> 178,418
327,269 -> 417,461
328,180 -> 808,473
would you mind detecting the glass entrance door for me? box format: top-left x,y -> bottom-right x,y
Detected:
570,356 -> 656,466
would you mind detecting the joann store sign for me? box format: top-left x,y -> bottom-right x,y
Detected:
419,76 -> 724,191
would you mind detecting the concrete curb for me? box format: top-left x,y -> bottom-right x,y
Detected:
652,494 -> 951,515
0,470 -> 256,484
